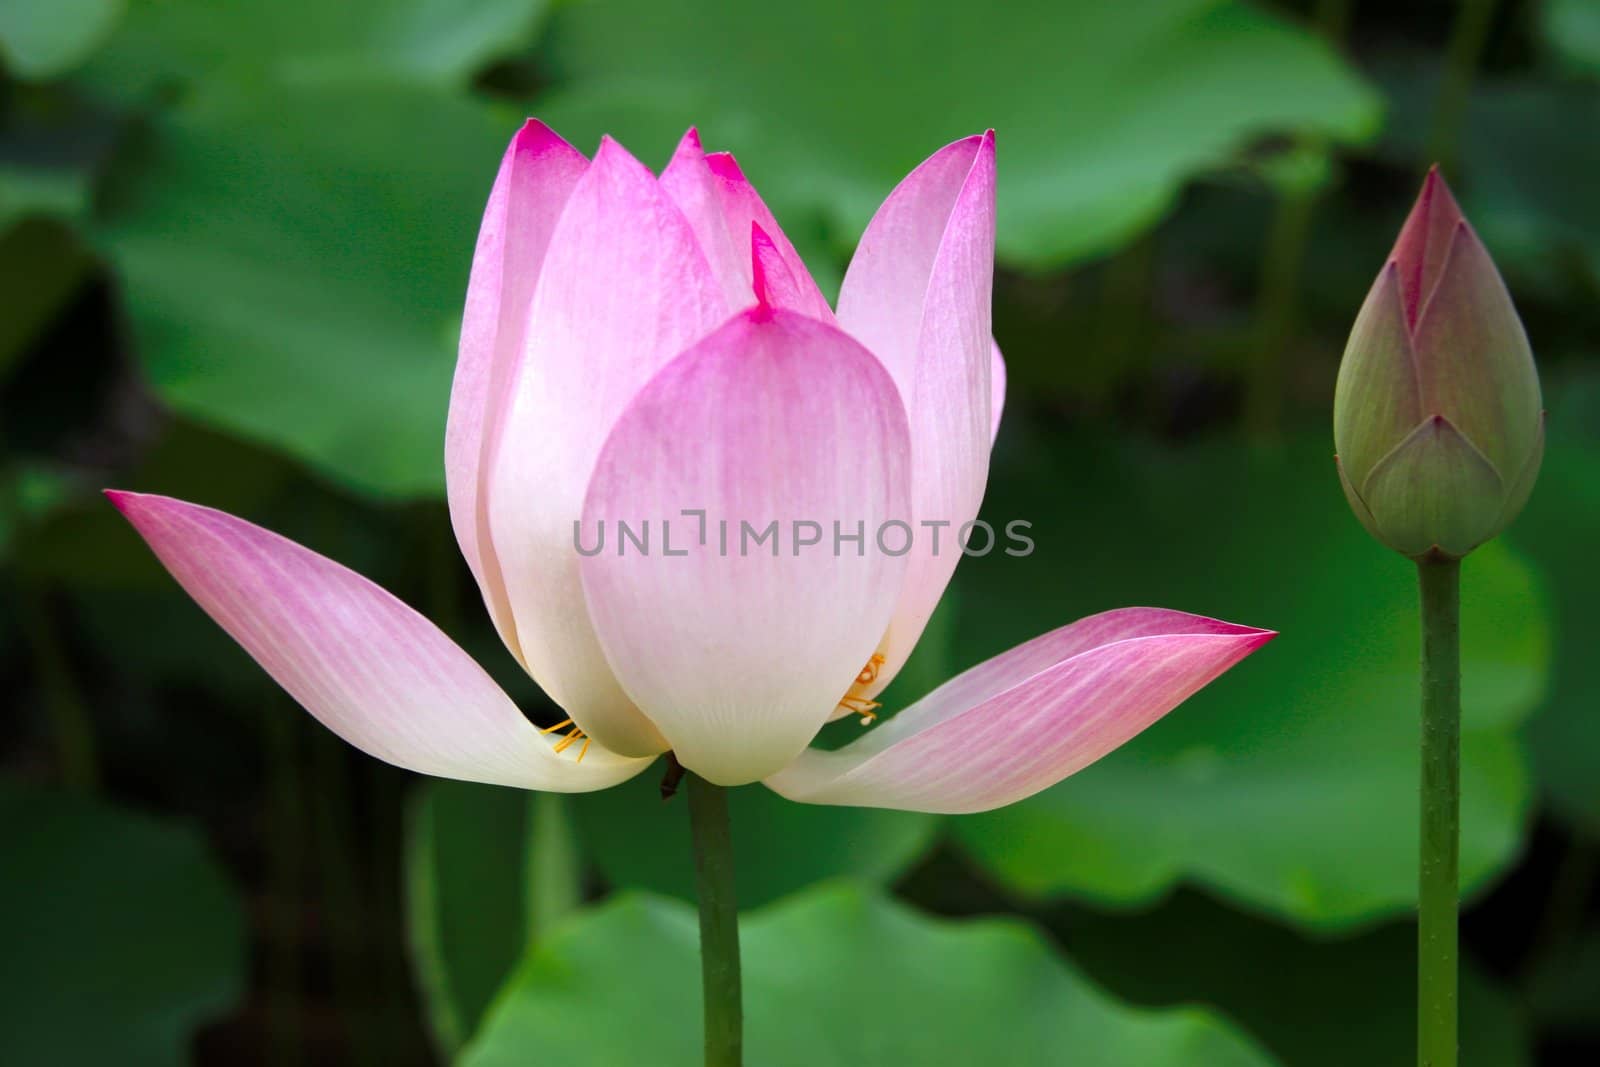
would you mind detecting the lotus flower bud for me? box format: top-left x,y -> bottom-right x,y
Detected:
1334,168 -> 1544,560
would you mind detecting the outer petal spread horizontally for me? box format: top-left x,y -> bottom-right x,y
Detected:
108,492 -> 652,791
486,136 -> 727,757
579,309 -> 913,785
765,609 -> 1274,813
837,131 -> 997,697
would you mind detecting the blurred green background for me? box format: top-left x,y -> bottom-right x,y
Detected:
2,0 -> 1597,1064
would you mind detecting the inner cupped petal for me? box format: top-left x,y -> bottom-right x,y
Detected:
578,308 -> 912,786
659,128 -> 833,320
445,120 -> 588,667
485,134 -> 728,758
837,131 -> 998,698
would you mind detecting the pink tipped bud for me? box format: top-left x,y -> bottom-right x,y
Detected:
1334,169 -> 1543,559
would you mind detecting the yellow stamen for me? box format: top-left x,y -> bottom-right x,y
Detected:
553,726 -> 587,754
837,694 -> 881,725
837,652 -> 888,724
542,718 -> 592,760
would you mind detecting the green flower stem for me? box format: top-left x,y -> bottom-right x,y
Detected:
1242,0 -> 1349,439
264,701 -> 305,1067
16,576 -> 97,790
1426,0 -> 1499,176
310,730 -> 381,1067
1417,555 -> 1461,1067
1088,233 -> 1154,409
688,773 -> 743,1067
526,792 -> 581,939
3,463 -> 96,791
1244,185 -> 1318,438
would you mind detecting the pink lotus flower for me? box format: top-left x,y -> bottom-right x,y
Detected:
109,121 -> 1272,813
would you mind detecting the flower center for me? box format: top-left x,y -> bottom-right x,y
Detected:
836,653 -> 886,725
540,718 -> 592,762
